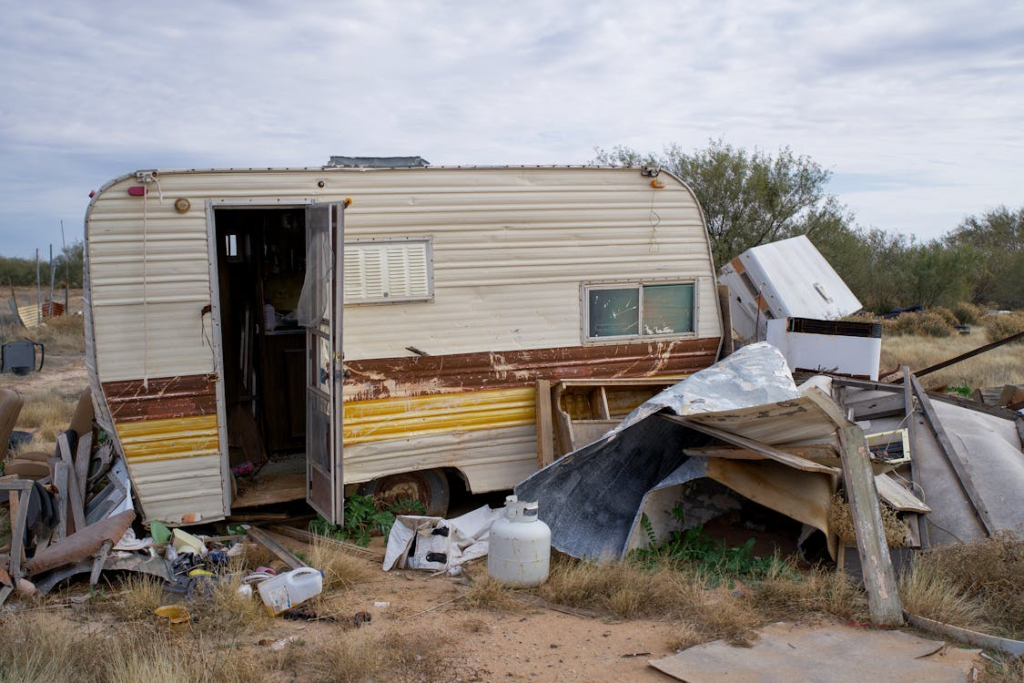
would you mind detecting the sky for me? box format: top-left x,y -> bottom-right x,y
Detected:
1,0 -> 1022,258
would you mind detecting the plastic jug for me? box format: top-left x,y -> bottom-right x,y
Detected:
257,567 -> 323,616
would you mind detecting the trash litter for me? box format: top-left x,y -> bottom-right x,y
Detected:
258,566 -> 324,616
384,504 -> 504,573
154,604 -> 191,625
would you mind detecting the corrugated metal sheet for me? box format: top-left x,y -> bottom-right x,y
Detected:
87,167 -> 720,380
128,453 -> 226,525
118,414 -> 220,463
343,424 -> 538,491
344,387 -> 534,445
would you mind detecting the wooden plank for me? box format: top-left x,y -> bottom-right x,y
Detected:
828,376 -> 903,393
911,374 -> 995,536
875,474 -> 930,513
903,366 -> 929,549
268,524 -> 384,562
849,393 -> 906,421
661,414 -> 841,475
53,462 -> 69,541
838,424 -> 904,626
7,484 -> 33,582
535,379 -> 555,468
925,390 -> 1020,420
246,526 -> 306,570
57,433 -> 87,533
74,432 -> 92,504
89,540 -> 113,585
717,284 -> 734,358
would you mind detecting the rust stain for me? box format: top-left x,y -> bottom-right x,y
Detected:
343,338 -> 719,402
104,374 -> 217,423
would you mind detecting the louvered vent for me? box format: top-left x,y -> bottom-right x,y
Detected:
344,239 -> 433,304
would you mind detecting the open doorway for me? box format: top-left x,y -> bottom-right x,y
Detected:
213,207 -> 309,508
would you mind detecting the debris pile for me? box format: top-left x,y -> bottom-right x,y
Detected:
517,342 -> 1024,627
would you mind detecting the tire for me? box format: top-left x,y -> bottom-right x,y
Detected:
358,468 -> 450,517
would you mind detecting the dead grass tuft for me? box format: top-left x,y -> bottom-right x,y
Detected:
907,534 -> 1024,638
899,560 -> 987,630
980,654 -> 1024,683
752,566 -> 867,622
19,314 -> 86,355
301,626 -> 482,683
188,573 -> 273,639
308,536 -> 371,590
115,575 -> 168,621
537,557 -> 761,644
461,577 -> 525,613
828,493 -> 909,548
983,312 -> 1024,343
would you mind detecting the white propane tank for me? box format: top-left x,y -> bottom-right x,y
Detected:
488,495 -> 551,586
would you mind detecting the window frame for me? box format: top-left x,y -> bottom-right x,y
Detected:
581,279 -> 698,344
342,236 -> 435,306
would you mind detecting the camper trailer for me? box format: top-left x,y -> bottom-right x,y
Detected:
83,164 -> 724,525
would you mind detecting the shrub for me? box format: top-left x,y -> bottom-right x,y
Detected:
951,301 -> 984,326
930,306 -> 959,327
882,312 -> 954,338
983,312 -> 1024,343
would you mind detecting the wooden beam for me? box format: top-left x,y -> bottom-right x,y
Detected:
53,461 -> 69,542
57,433 -> 87,533
0,480 -> 34,606
74,432 -> 92,504
246,527 -> 306,570
849,393 -> 906,421
911,374 -> 994,536
838,424 -> 904,626
717,284 -> 734,359
535,380 -> 555,468
268,525 -> 384,562
660,414 -> 840,475
828,376 -> 903,393
903,366 -> 929,549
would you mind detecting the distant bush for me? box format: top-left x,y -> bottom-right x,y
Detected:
982,312 -> 1024,343
882,312 -> 954,338
951,301 -> 984,326
930,307 -> 959,327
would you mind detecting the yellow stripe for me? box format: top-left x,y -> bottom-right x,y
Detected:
118,414 -> 220,463
343,387 -> 535,445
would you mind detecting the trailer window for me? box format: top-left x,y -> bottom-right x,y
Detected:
584,282 -> 695,341
344,238 -> 434,304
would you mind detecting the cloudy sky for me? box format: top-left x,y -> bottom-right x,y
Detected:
1,1 -> 1021,258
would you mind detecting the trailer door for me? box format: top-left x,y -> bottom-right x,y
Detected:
301,202 -> 345,524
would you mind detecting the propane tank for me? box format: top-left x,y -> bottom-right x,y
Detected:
488,495 -> 551,586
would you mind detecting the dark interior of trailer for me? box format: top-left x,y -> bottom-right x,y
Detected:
214,207 -> 309,506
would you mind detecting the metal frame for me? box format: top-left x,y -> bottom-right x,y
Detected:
205,198 -> 316,516
580,278 -> 699,345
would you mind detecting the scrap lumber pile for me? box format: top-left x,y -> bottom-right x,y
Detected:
1,388 -> 138,605
517,343 -> 1024,627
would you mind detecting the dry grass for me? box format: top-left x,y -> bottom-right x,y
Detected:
537,556 -> 761,645
190,573 -> 274,638
460,577 -> 525,613
308,536 -> 372,590
114,575 -> 168,621
751,567 -> 867,622
11,385 -> 80,446
18,314 -> 86,355
983,312 -> 1024,343
980,654 -> 1024,683
881,328 -> 1024,389
829,493 -> 909,547
899,561 -> 987,630
906,534 -> 1024,638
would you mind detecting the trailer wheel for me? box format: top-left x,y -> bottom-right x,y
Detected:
358,469 -> 450,517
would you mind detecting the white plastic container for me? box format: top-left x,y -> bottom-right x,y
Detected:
488,495 -> 551,587
257,567 -> 323,616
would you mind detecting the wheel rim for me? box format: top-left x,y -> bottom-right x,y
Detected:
374,471 -> 432,510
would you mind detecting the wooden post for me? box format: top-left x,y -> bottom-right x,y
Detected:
902,366 -> 929,549
58,433 -> 87,533
75,432 -> 92,504
535,379 -> 555,468
53,461 -> 69,541
838,424 -> 904,626
717,284 -> 734,358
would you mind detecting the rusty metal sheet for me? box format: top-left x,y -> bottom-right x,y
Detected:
343,338 -> 719,402
103,374 -> 217,423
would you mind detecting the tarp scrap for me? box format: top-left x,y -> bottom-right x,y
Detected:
383,504 -> 503,572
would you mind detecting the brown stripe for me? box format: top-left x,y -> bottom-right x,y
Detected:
103,374 -> 217,423
344,337 -> 720,401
